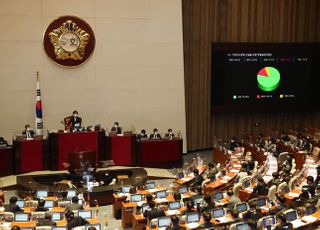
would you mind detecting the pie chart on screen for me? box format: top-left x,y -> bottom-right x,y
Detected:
257,67 -> 280,92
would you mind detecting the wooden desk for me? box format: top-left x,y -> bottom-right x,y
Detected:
106,135 -> 135,166
133,214 -> 147,230
174,165 -> 207,187
122,201 -> 137,227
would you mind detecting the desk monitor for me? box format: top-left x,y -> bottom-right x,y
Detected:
66,190 -> 76,199
52,212 -> 62,222
16,200 -> 25,209
14,213 -> 29,222
306,206 -> 316,215
284,185 -> 290,194
21,228 -> 34,230
186,212 -> 200,223
145,182 -> 155,190
130,194 -> 142,203
141,203 -> 150,213
36,190 -> 48,198
156,191 -> 167,199
214,192 -> 224,201
177,171 -> 184,179
44,200 -> 54,208
78,210 -> 92,220
193,196 -> 203,207
178,187 -> 188,194
158,216 -> 172,228
212,207 -> 225,218
243,179 -> 251,188
121,186 -> 131,193
256,198 -> 267,207
52,227 -> 67,230
285,210 -> 298,222
236,203 -> 248,213
263,216 -> 276,227
169,201 -> 181,210
236,223 -> 250,230
85,224 -> 100,230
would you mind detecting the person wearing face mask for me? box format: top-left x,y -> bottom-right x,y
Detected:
137,129 -> 148,140
165,128 -> 175,139
22,124 -> 35,139
149,128 -> 161,140
111,121 -> 122,134
67,110 -> 82,131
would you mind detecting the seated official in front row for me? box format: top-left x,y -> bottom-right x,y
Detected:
137,129 -> 148,140
22,124 -> 35,139
165,128 -> 175,139
149,128 -> 161,140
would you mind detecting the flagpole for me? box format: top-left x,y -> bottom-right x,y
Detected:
36,71 -> 43,135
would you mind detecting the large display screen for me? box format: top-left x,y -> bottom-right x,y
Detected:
211,43 -> 319,113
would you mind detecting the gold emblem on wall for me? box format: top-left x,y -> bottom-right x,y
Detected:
43,16 -> 95,67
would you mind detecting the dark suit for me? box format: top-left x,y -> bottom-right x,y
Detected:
35,207 -> 49,212
198,222 -> 215,229
137,133 -> 148,140
253,183 -> 268,195
165,133 -> 175,139
111,126 -> 122,134
149,133 -> 161,140
65,203 -> 83,212
22,130 -> 35,138
192,175 -> 204,187
143,207 -> 165,221
67,217 -> 89,229
4,204 -> 22,213
70,116 -> 82,129
274,223 -> 293,230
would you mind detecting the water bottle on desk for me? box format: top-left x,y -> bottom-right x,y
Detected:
103,212 -> 108,230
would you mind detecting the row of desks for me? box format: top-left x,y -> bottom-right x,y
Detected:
0,132 -> 183,176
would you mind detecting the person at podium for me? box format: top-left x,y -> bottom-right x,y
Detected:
149,128 -> 161,140
137,129 -> 148,140
68,111 -> 82,131
111,121 -> 122,134
165,128 -> 175,139
22,124 -> 35,139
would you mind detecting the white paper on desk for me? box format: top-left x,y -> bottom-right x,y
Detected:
147,188 -> 160,193
287,192 -> 300,198
263,175 -> 273,183
166,210 -> 181,216
234,164 -> 241,168
180,177 -> 191,181
220,180 -> 228,183
155,198 -> 169,203
215,216 -> 230,223
186,223 -> 200,229
223,176 -> 232,180
117,192 -> 129,197
230,169 -> 239,173
302,215 -> 318,223
245,187 -> 253,192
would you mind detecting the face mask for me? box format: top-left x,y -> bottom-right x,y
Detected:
27,128 -> 30,131
73,114 -> 78,117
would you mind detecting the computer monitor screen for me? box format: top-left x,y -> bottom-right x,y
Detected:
214,192 -> 224,201
16,200 -> 25,208
213,208 -> 225,218
78,199 -> 84,205
244,180 -> 250,188
141,204 -> 150,213
236,203 -> 248,213
52,212 -> 62,221
236,223 -> 250,230
178,171 -> 184,179
14,213 -> 29,222
78,210 -> 92,220
306,206 -> 316,215
158,217 -> 171,228
178,187 -> 188,194
284,185 -> 290,194
186,212 -> 200,223
285,210 -> 297,221
44,200 -> 54,208
169,201 -> 181,210
21,228 -> 34,230
85,224 -> 100,230
130,194 -> 142,202
256,198 -> 267,207
156,191 -> 166,199
263,216 -> 276,227
121,186 -> 131,193
52,227 -> 67,230
193,196 -> 203,207
36,190 -> 48,198
145,182 -> 155,190
66,190 -> 76,199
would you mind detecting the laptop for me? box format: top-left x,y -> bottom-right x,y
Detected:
121,186 -> 131,193
236,223 -> 250,230
16,200 -> 25,209
52,212 -> 62,222
141,203 -> 150,213
66,190 -> 76,199
85,224 -> 101,230
214,192 -> 224,201
256,198 -> 267,207
78,210 -> 92,220
156,191 -> 167,199
36,190 -> 48,198
52,227 -> 67,230
44,200 -> 54,208
169,201 -> 181,210
284,185 -> 290,194
236,203 -> 248,213
158,217 -> 172,229
212,208 -> 225,218
285,210 -> 298,222
14,213 -> 29,222
306,206 -> 316,215
145,182 -> 156,190
178,187 -> 188,194
243,179 -> 251,188
263,216 -> 276,228
130,194 -> 143,203
186,212 -> 200,223
178,171 -> 184,179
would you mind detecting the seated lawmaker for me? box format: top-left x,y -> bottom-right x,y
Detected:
274,213 -> 293,230
65,210 -> 89,229
165,128 -> 175,139
198,212 -> 215,229
137,129 -> 148,140
143,200 -> 165,221
35,199 -> 49,212
0,137 -> 8,147
190,168 -> 204,188
68,111 -> 82,130
253,177 -> 268,196
166,215 -> 186,230
22,124 -> 35,139
65,196 -> 83,211
111,122 -> 122,134
36,212 -> 56,226
149,128 -> 161,140
4,197 -> 22,213
229,137 -> 240,151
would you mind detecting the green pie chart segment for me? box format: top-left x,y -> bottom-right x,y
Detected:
257,67 -> 280,92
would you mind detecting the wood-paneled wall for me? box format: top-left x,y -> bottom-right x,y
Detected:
182,0 -> 320,151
